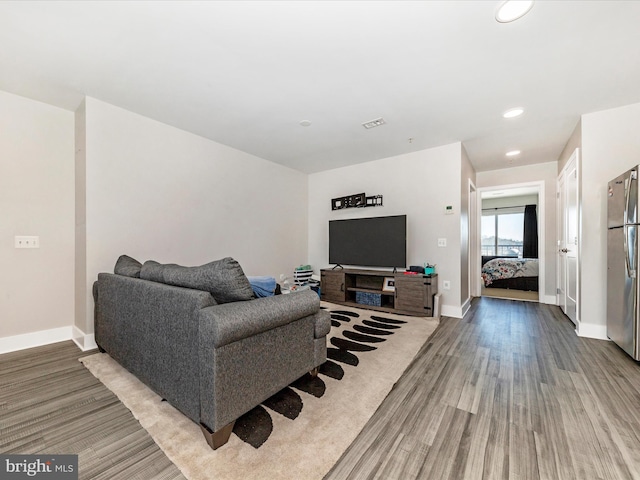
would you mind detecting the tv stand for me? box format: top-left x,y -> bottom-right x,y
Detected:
320,268 -> 438,317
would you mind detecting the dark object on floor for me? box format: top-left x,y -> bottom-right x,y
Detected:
320,360 -> 345,380
291,373 -> 326,398
370,315 -> 407,325
353,325 -> 394,336
232,405 -> 273,449
262,387 -> 303,420
362,319 -> 401,330
343,331 -> 387,343
331,337 -> 377,352
327,347 -> 359,366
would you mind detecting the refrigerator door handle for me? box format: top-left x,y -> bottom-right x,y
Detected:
626,225 -> 637,278
626,169 -> 638,225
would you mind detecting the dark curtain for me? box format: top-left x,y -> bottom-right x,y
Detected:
523,204 -> 538,258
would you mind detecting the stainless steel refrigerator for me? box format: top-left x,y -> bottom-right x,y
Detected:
607,166 -> 640,360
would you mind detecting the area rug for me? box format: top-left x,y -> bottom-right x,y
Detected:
80,303 -> 438,480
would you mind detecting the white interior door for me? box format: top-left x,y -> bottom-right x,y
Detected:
558,149 -> 580,324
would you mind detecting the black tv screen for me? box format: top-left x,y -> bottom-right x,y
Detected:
329,215 -> 407,269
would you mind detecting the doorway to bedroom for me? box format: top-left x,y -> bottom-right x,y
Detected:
477,184 -> 543,302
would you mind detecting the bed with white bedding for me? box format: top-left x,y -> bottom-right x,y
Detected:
481,257 -> 539,291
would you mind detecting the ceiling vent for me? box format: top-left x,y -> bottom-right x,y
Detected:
362,117 -> 386,129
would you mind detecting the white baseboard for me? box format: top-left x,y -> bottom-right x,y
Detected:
0,325 -> 98,355
72,326 -> 98,351
0,326 -> 73,354
541,295 -> 557,305
441,304 -> 465,319
576,322 -> 608,340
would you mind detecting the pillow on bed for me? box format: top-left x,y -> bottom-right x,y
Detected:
140,257 -> 255,304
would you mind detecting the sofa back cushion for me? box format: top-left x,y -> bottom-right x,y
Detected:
114,255 -> 142,278
140,257 -> 255,304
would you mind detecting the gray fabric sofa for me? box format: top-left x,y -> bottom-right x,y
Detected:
94,256 -> 330,449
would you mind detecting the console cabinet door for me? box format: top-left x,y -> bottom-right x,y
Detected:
321,270 -> 346,302
394,276 -> 427,314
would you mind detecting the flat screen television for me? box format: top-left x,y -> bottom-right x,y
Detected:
329,215 -> 407,269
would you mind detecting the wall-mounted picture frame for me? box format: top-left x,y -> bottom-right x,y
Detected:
382,277 -> 395,292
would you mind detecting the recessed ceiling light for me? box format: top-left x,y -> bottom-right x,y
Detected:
299,120 -> 312,127
495,0 -> 534,23
506,150 -> 521,157
503,107 -> 524,118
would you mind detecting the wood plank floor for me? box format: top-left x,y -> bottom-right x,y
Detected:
3,297 -> 640,480
326,296 -> 640,480
0,341 -> 184,480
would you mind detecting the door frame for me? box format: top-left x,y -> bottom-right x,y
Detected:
475,181 -> 546,302
469,180 -> 480,298
557,148 -> 581,326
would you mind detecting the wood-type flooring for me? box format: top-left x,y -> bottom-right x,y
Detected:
326,296 -> 640,480
2,297 -> 640,480
0,341 -> 184,480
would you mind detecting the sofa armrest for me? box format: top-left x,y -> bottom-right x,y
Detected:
313,309 -> 331,339
199,289 -> 320,348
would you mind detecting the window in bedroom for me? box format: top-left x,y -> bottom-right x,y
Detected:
481,208 -> 525,257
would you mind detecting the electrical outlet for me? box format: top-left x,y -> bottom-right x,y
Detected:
443,280 -> 451,290
438,238 -> 447,247
15,236 -> 39,248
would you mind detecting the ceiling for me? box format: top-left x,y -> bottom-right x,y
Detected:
1,1 -> 640,174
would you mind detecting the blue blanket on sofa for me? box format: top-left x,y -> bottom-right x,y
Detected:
247,276 -> 277,297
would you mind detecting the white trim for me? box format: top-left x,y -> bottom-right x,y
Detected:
541,295 -> 558,305
72,325 -> 98,351
461,297 -> 471,317
469,179 -> 480,298
556,148 -> 581,325
0,326 -> 73,354
476,180 -> 546,301
576,322 -> 608,340
441,303 -> 466,318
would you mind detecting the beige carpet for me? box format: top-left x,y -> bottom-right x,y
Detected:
80,303 -> 438,480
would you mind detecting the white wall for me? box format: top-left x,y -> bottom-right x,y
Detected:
580,101 -> 640,336
476,161 -> 557,302
558,120 -> 582,174
308,142 -> 468,317
77,97 -> 309,335
0,90 -> 75,349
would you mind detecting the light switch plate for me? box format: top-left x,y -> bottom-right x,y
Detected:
15,236 -> 39,248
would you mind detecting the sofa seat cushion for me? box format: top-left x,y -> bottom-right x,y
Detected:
140,257 -> 254,304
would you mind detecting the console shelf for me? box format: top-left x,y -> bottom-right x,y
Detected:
320,268 -> 438,317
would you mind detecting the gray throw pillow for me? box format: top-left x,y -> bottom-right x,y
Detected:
114,255 -> 142,278
140,257 -> 255,304
140,260 -> 171,283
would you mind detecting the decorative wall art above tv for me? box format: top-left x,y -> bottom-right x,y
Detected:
331,192 -> 383,210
